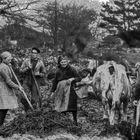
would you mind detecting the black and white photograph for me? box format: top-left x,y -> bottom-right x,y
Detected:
0,0 -> 139,139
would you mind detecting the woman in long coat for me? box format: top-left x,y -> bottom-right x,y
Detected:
0,51 -> 21,126
51,56 -> 81,125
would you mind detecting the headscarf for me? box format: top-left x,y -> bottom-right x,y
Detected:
1,51 -> 12,60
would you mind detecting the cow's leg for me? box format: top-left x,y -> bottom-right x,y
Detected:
102,90 -> 107,102
109,101 -> 121,125
102,102 -> 108,119
117,105 -> 121,122
122,100 -> 128,122
109,104 -> 115,125
108,99 -> 112,117
114,100 -> 121,122
102,90 -> 109,119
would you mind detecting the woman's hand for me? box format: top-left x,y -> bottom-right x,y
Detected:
18,86 -> 24,92
133,100 -> 138,106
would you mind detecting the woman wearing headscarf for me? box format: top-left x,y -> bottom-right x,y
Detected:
0,51 -> 22,126
51,55 -> 81,125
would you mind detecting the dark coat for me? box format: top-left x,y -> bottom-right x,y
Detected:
134,67 -> 140,100
51,65 -> 81,112
20,57 -> 46,104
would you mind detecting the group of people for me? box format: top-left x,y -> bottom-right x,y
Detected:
0,47 -> 83,127
0,47 -> 46,126
0,47 -> 140,128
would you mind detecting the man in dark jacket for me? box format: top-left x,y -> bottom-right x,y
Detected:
20,47 -> 46,110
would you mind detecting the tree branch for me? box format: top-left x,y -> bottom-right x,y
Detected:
0,0 -> 39,17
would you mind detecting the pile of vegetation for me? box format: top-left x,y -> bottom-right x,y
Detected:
0,108 -> 83,138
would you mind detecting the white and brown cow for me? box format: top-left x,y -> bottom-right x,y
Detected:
92,61 -> 131,125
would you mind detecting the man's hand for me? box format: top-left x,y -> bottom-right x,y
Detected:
28,63 -> 32,69
39,73 -> 44,77
34,72 -> 44,77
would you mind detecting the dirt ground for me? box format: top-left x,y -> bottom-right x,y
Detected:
0,95 -> 135,140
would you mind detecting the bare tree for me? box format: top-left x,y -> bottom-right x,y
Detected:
0,0 -> 40,20
0,0 -> 41,49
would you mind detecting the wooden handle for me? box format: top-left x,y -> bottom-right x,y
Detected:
30,69 -> 42,108
9,66 -> 34,110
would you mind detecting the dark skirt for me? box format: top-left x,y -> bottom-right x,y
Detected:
67,86 -> 77,112
134,86 -> 140,100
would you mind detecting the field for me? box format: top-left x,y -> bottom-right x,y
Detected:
0,50 -> 140,140
0,97 -> 134,140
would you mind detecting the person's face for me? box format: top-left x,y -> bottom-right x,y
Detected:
60,59 -> 68,68
31,50 -> 38,59
4,55 -> 12,64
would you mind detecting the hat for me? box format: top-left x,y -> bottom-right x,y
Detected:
32,47 -> 40,53
1,51 -> 12,59
57,55 -> 68,64
135,62 -> 140,68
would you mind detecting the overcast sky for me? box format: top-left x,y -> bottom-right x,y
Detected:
90,0 -> 108,3
98,0 -> 109,2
